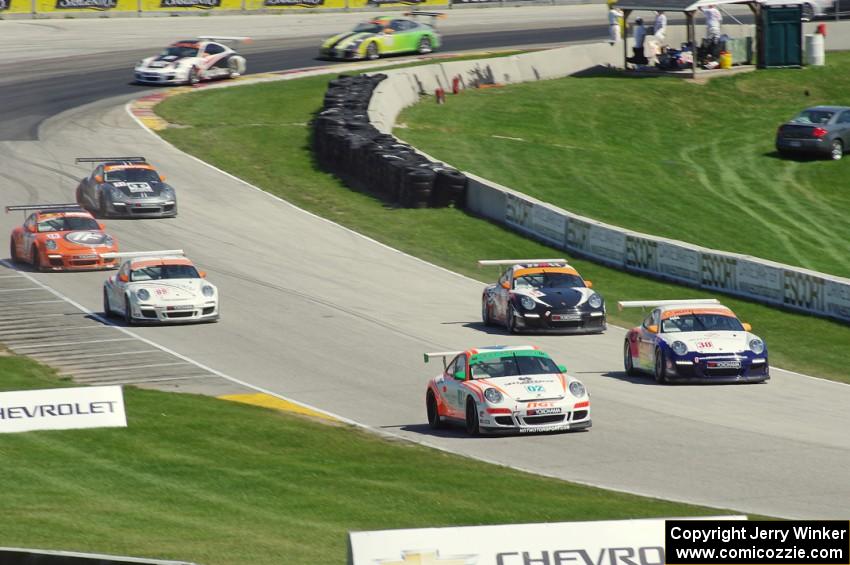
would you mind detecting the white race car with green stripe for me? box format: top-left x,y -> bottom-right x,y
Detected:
320,14 -> 442,60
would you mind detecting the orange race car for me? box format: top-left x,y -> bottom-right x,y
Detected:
7,204 -> 119,272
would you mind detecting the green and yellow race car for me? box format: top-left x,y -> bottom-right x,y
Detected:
319,12 -> 443,61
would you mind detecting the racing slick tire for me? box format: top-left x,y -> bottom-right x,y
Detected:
506,305 -> 518,334
103,289 -> 113,318
124,295 -> 135,326
481,298 -> 492,326
227,56 -> 244,79
366,42 -> 379,61
654,347 -> 668,384
426,390 -> 445,430
417,36 -> 433,55
9,239 -> 19,264
830,139 -> 844,161
624,340 -> 638,376
465,398 -> 481,436
31,246 -> 45,272
99,193 -> 110,219
187,66 -> 200,86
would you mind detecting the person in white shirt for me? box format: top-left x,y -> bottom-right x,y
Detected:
653,10 -> 667,41
700,5 -> 723,39
631,17 -> 649,65
609,5 -> 624,45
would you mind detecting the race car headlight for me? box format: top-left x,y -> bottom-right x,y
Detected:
569,381 -> 586,398
484,388 -> 502,403
110,187 -> 127,200
749,338 -> 765,354
103,235 -> 114,247
202,285 -> 215,297
671,341 -> 688,356
136,288 -> 150,301
45,240 -> 57,250
520,296 -> 536,311
588,293 -> 603,309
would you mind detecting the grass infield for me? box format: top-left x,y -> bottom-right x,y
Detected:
154,73 -> 850,383
0,355 -> 733,564
398,53 -> 850,279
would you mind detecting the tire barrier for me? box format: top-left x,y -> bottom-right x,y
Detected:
313,73 -> 468,209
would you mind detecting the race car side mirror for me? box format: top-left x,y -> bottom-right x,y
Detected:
98,223 -> 106,230
742,322 -> 752,331
118,273 -> 129,282
159,175 -> 166,182
647,324 -> 659,334
384,28 -> 394,34
557,364 -> 567,373
453,370 -> 465,380
585,280 -> 593,288
95,175 -> 103,183
199,271 -> 207,278
27,224 -> 37,233
500,281 -> 510,289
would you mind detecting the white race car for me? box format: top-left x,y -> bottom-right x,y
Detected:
620,299 -> 769,384
102,250 -> 219,325
424,345 -> 591,435
134,36 -> 248,86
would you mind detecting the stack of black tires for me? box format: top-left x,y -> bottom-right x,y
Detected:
313,73 -> 468,209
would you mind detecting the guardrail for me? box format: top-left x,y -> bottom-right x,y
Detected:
361,31 -> 850,324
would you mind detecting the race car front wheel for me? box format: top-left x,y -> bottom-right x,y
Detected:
366,43 -> 379,61
654,347 -> 668,384
506,306 -> 518,334
9,239 -> 19,264
124,296 -> 135,326
31,246 -> 45,272
417,37 -> 433,55
426,391 -> 444,430
103,289 -> 113,318
188,67 -> 200,86
481,299 -> 492,326
465,398 -> 480,436
99,193 -> 110,219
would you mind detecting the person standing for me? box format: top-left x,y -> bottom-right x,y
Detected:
700,4 -> 723,39
653,10 -> 667,41
608,3 -> 624,45
632,17 -> 648,65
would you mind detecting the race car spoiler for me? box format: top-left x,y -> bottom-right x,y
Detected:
198,35 -> 252,44
75,157 -> 146,164
5,203 -> 82,213
424,351 -> 463,369
404,11 -> 446,26
478,258 -> 568,267
100,250 -> 185,260
617,299 -> 720,311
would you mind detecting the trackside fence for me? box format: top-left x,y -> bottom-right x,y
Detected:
360,32 -> 850,324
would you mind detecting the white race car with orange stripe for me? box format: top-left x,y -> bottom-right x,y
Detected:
134,36 -> 248,86
424,346 -> 591,435
102,250 -> 219,325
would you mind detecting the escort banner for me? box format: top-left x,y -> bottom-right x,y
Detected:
35,0 -> 136,10
349,516 -> 747,565
347,0 -> 446,8
139,0 -> 239,10
0,385 -> 127,434
0,0 -> 34,13
244,0 -> 344,9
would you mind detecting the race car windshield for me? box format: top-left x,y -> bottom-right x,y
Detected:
470,355 -> 560,379
353,23 -> 383,33
661,314 -> 744,333
791,110 -> 834,124
162,45 -> 198,58
37,217 -> 100,232
131,265 -> 200,281
104,169 -> 161,183
514,273 -> 584,290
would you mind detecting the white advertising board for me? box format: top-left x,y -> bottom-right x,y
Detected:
0,385 -> 127,434
349,516 -> 746,565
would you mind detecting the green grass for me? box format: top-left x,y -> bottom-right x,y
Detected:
0,354 -> 735,564
155,72 -> 850,383
398,54 -> 850,279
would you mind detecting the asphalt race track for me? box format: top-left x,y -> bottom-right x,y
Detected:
0,9 -> 848,520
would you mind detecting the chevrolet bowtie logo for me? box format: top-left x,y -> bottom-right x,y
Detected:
377,549 -> 477,565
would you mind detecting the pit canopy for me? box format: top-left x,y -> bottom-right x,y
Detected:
615,0 -> 767,75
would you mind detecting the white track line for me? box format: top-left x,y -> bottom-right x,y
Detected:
11,338 -> 137,350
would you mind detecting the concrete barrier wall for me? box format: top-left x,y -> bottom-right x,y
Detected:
367,34 -> 850,323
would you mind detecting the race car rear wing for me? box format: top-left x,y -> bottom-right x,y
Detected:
75,157 -> 146,164
617,299 -> 720,311
5,203 -> 82,213
404,11 -> 446,26
424,350 -> 463,369
478,259 -> 568,267
100,250 -> 185,261
198,35 -> 252,44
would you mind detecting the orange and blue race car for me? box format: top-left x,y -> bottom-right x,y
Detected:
7,204 -> 119,272
424,345 -> 591,435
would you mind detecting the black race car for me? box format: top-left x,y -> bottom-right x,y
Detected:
75,157 -> 177,219
480,259 -> 607,334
